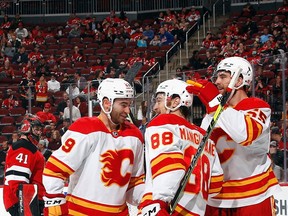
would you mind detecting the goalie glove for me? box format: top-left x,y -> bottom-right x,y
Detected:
139,200 -> 170,216
186,79 -> 222,114
43,194 -> 68,216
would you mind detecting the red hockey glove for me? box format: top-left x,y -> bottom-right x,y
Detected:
43,194 -> 68,216
186,79 -> 222,114
139,200 -> 169,216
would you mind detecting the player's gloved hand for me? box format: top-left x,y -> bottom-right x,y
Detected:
186,79 -> 222,114
43,194 -> 68,216
139,200 -> 169,216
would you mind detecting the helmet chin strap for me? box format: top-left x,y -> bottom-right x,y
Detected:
101,102 -> 120,128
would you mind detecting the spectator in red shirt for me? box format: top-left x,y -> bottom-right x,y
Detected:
1,89 -> 19,111
36,102 -> 57,125
35,75 -> 48,107
70,45 -> 84,63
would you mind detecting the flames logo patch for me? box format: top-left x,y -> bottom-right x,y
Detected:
100,149 -> 134,187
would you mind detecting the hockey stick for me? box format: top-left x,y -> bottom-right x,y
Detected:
168,69 -> 242,214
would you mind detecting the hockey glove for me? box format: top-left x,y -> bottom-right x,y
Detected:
186,79 -> 222,114
140,200 -> 170,216
43,194 -> 68,216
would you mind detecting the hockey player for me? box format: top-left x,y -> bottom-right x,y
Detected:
186,56 -> 281,216
3,114 -> 45,215
42,78 -> 145,215
140,79 -> 223,215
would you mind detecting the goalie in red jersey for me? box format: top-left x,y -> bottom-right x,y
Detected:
3,114 -> 45,216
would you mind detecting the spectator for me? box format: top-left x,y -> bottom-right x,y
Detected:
36,102 -> 57,125
18,70 -> 36,109
38,138 -> 52,161
0,59 -> 15,79
159,27 -> 175,46
59,118 -> 71,136
74,71 -> 87,92
137,100 -> 147,121
0,139 -> 9,184
62,99 -> 81,122
137,34 -> 147,47
90,57 -> 105,74
260,28 -> 272,44
66,83 -> 80,99
12,46 -> 29,65
47,74 -> 61,93
70,45 -> 84,63
106,57 -> 119,75
55,92 -> 68,117
1,90 -> 19,111
143,24 -> 154,40
46,129 -> 61,151
68,24 -> 81,38
241,17 -> 258,37
14,22 -> 28,39
8,131 -> 20,145
1,40 -> 16,58
187,6 -> 201,24
74,95 -> 88,117
57,50 -> 70,64
240,3 -> 256,18
28,44 -> 43,65
149,35 -> 161,46
35,75 -> 48,107
8,34 -> 22,49
188,50 -> 203,70
269,140 -> 284,181
36,58 -> 50,77
114,27 -> 130,46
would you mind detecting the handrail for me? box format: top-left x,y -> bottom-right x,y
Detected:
185,22 -> 198,58
202,11 -> 209,37
165,40 -> 180,79
213,0 -> 221,27
142,62 -> 160,101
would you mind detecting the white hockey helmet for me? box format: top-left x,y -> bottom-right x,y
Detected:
156,79 -> 193,111
213,57 -> 253,89
97,78 -> 134,113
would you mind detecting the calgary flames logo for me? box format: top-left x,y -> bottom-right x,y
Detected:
100,149 -> 134,187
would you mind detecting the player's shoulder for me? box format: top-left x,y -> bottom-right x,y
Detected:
121,120 -> 144,143
12,139 -> 38,154
68,116 -> 107,134
235,97 -> 270,111
148,114 -> 191,128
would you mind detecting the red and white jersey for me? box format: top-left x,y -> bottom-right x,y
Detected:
43,117 -> 145,215
201,97 -> 281,208
4,138 -> 46,210
142,114 -> 223,215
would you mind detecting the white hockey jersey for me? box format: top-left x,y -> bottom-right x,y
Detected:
201,97 -> 282,208
142,114 -> 223,215
43,117 -> 145,215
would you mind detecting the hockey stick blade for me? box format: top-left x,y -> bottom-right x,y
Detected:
168,68 -> 242,214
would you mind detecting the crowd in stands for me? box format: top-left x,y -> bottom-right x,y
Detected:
0,6 -> 203,173
171,3 -> 288,181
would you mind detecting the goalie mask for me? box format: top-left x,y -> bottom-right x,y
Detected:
20,114 -> 44,145
212,57 -> 253,89
156,79 -> 193,111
